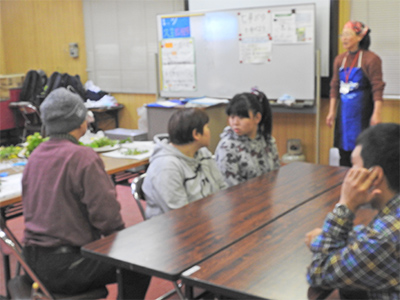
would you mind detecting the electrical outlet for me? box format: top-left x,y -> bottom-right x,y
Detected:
287,139 -> 303,155
69,43 -> 79,58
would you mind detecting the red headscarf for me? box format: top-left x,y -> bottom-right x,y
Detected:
344,20 -> 369,38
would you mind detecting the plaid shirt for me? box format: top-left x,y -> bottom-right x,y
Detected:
307,194 -> 400,300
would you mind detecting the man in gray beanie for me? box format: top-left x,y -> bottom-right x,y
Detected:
40,87 -> 88,136
21,87 -> 150,298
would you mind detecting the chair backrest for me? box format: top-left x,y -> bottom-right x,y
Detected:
153,133 -> 169,143
9,101 -> 41,125
9,101 -> 44,141
131,173 -> 147,221
0,223 -> 54,299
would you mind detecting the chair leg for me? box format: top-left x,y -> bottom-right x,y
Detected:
21,127 -> 27,142
155,288 -> 177,300
154,282 -> 184,300
172,282 -> 185,300
15,261 -> 21,276
2,254 -> 11,299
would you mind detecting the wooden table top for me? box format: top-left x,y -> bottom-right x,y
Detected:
181,186 -> 377,300
82,162 -> 348,281
0,194 -> 22,208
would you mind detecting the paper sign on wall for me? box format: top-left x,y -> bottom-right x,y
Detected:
160,38 -> 196,91
238,9 -> 272,64
272,10 -> 314,43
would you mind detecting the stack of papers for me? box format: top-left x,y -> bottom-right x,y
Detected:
147,97 -> 229,108
0,173 -> 22,201
187,97 -> 229,106
147,99 -> 183,108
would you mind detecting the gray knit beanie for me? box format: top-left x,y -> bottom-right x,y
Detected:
40,87 -> 87,135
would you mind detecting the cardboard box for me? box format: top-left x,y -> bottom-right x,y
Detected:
0,74 -> 25,100
0,87 -> 10,100
0,88 -> 22,130
104,128 -> 148,141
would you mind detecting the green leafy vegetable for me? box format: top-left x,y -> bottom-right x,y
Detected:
85,137 -> 117,148
26,133 -> 49,157
118,138 -> 132,144
120,148 -> 149,156
0,145 -> 22,160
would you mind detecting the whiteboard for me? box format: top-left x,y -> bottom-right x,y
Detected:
157,3 -> 316,101
189,0 -> 330,78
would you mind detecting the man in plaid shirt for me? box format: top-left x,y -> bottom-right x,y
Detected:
306,123 -> 400,300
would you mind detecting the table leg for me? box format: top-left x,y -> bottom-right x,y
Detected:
113,110 -> 119,128
184,283 -> 194,300
116,268 -> 123,300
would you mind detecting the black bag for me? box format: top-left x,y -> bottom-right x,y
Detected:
19,70 -> 47,107
44,71 -> 63,98
44,72 -> 86,101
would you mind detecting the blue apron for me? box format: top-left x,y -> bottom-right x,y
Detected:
334,51 -> 373,151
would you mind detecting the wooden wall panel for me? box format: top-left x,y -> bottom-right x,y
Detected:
338,0 -> 351,54
272,111 -> 317,164
319,99 -> 335,165
382,100 -> 400,123
2,1 -> 37,73
110,93 -> 157,130
1,0 -> 87,81
0,2 -> 5,74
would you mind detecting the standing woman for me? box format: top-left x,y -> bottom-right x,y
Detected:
326,21 -> 385,167
215,89 -> 280,187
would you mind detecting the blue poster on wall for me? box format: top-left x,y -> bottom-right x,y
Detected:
162,17 -> 190,39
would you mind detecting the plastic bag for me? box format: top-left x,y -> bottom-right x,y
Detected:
137,105 -> 148,132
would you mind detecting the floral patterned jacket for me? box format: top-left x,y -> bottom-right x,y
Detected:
215,126 -> 280,187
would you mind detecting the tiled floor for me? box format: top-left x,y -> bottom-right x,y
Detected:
0,184 -> 180,300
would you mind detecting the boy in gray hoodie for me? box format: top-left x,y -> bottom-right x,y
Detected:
143,108 -> 228,219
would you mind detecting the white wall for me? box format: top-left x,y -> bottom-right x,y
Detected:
83,0 -> 184,94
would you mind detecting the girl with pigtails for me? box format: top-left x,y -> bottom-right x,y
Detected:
215,89 -> 280,187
